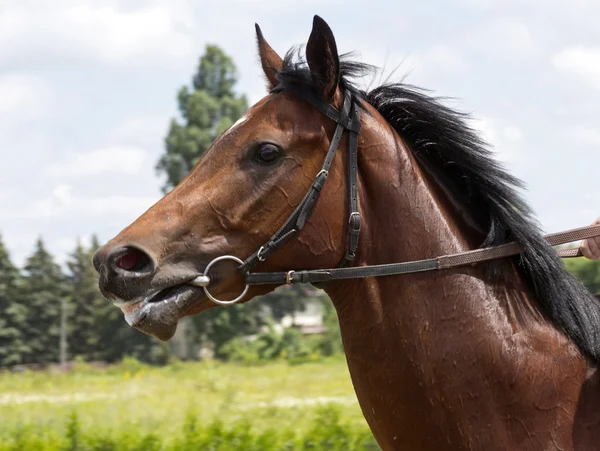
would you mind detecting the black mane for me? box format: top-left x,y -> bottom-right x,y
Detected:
276,49 -> 600,363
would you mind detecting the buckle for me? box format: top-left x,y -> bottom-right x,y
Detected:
257,245 -> 269,262
285,270 -> 295,285
348,212 -> 361,234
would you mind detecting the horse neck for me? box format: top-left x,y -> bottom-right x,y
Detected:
326,104 -> 493,314
322,105 -> 550,445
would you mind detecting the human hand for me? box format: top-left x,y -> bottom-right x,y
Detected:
581,218 -> 600,260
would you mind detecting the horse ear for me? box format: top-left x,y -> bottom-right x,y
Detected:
255,23 -> 283,90
306,15 -> 340,100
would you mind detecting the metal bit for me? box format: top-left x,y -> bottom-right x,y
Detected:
188,274 -> 210,287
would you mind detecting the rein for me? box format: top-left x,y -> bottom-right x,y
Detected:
245,225 -> 600,286
191,86 -> 600,305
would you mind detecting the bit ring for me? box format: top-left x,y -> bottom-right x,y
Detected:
202,255 -> 249,306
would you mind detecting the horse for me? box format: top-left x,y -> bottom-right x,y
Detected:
93,15 -> 600,450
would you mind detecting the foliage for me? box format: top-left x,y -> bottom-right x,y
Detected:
0,407 -> 377,451
259,285 -> 312,323
67,237 -> 110,361
66,237 -> 169,364
0,46 -> 331,367
315,298 -> 344,357
192,302 -> 267,360
0,360 -> 373,450
156,44 -> 248,192
0,235 -> 28,366
20,238 -> 68,364
564,257 -> 600,295
0,231 -> 335,367
219,327 -> 312,364
156,45 -> 316,358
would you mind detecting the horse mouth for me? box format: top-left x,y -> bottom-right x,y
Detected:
113,283 -> 205,341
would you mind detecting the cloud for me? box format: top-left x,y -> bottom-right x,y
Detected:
571,126 -> 600,146
109,116 -> 170,147
456,0 -> 599,11
47,146 -> 149,178
6,184 -> 158,221
469,117 -> 524,163
421,45 -> 468,74
553,47 -> 600,89
464,19 -> 536,62
0,73 -> 55,122
0,0 -> 599,267
0,1 -> 196,68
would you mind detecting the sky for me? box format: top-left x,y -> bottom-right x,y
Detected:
1,0 -> 599,266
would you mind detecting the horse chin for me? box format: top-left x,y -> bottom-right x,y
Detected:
115,285 -> 207,341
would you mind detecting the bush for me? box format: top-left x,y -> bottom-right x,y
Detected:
219,327 -> 317,364
0,407 -> 379,451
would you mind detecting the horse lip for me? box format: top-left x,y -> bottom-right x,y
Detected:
111,274 -> 204,309
113,284 -> 203,341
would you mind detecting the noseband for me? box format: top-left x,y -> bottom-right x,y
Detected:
191,86 -> 600,305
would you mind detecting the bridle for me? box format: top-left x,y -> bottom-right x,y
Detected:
241,86 -> 362,272
191,86 -> 600,306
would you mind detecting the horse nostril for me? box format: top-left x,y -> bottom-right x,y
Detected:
110,247 -> 153,274
92,249 -> 102,273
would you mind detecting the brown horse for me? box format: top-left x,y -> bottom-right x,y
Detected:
93,16 -> 600,450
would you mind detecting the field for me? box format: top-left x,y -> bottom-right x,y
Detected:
0,358 -> 379,450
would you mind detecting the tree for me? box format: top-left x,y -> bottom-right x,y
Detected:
67,237 -> 110,361
564,258 -> 600,295
21,238 -> 67,364
156,45 -> 321,359
192,303 -> 266,360
156,44 -> 248,192
0,234 -> 28,367
260,285 -> 313,324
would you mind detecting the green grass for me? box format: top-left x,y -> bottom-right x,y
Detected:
0,358 -> 379,450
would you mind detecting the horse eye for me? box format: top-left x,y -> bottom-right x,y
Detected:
253,143 -> 281,165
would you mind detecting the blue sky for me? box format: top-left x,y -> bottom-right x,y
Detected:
1,0 -> 599,266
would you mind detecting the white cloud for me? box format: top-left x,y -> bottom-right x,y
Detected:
109,116 -> 169,147
6,183 -> 158,221
464,19 -> 536,62
47,146 -> 148,177
0,73 -> 55,122
0,0 -> 599,268
456,0 -> 599,10
471,117 -> 500,147
422,45 -> 468,73
502,125 -> 524,143
553,47 -> 600,90
469,117 -> 524,163
571,126 -> 600,146
0,1 -> 196,68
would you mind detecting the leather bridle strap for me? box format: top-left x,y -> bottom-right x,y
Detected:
244,224 -> 600,285
239,87 -> 361,274
232,84 -> 600,290
341,100 -> 362,266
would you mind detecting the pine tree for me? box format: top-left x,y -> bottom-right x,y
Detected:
67,238 -> 110,361
155,45 -> 318,358
0,234 -> 28,367
156,44 -> 248,191
21,238 -> 66,364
